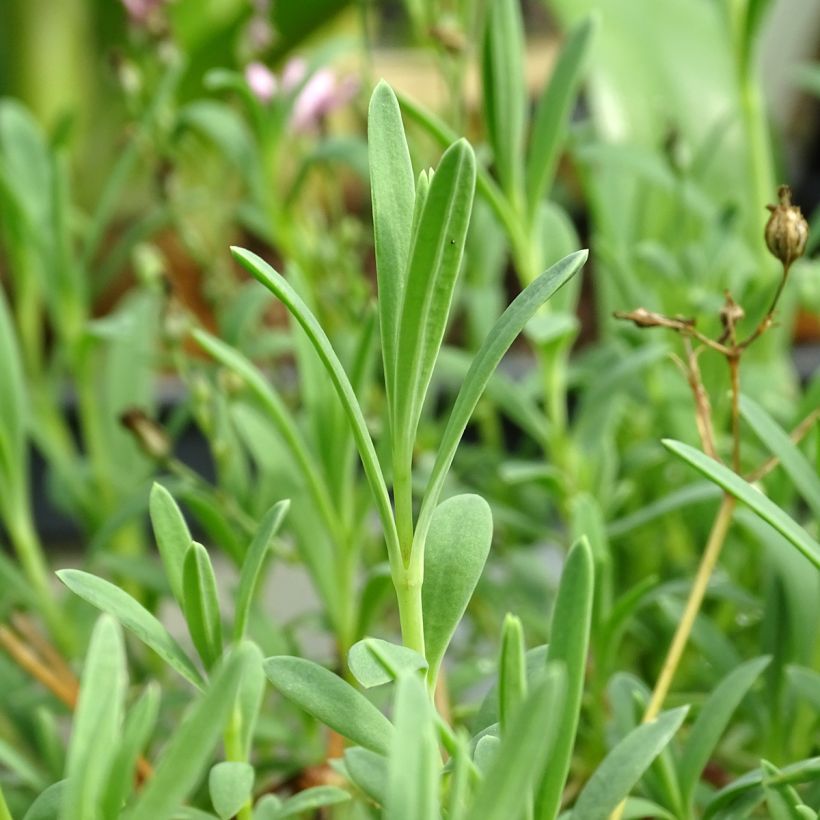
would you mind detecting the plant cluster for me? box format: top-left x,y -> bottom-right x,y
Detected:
0,1 -> 819,819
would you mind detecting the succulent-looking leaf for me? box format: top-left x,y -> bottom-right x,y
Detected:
62,616 -> 126,820
368,81 -> 415,404
498,614 -> 527,734
344,748 -> 388,806
209,762 -> 254,820
386,674 -> 440,820
57,570 -> 205,689
263,656 -> 394,754
182,542 -> 223,670
274,786 -> 351,818
392,138 -> 476,464
422,494 -> 493,683
149,483 -> 191,606
348,638 -> 427,688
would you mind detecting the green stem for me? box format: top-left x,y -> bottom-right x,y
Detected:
0,782 -> 12,820
223,706 -> 253,820
9,512 -> 71,652
395,568 -> 425,657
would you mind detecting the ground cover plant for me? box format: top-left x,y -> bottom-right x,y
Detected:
0,0 -> 819,818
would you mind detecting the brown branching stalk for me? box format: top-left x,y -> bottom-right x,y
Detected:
609,185 -> 809,820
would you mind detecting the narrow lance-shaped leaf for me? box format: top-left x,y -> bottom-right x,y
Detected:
149,482 -> 191,606
263,656 -> 394,755
233,499 -> 289,641
422,494 -> 493,685
230,247 -> 401,566
274,786 -> 352,818
192,328 -> 341,543
679,656 -> 771,810
124,645 -> 252,820
182,542 -> 223,670
570,707 -> 688,819
368,81 -> 415,407
662,439 -> 820,570
392,138 -> 476,464
470,665 -> 566,820
525,15 -> 597,219
62,616 -> 127,820
57,569 -> 205,689
386,674 -> 441,820
740,395 -> 820,521
499,614 -> 527,734
537,536 -> 594,820
414,250 -> 586,556
482,0 -> 526,200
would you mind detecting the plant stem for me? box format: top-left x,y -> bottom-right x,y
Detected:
643,494 -> 736,723
395,569 -> 425,657
223,706 -> 253,820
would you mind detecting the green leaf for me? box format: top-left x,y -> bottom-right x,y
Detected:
124,646 -> 252,820
274,786 -> 351,818
57,569 -> 205,689
386,674 -> 441,820
788,665 -> 820,712
498,614 -> 527,734
662,439 -> 820,570
679,656 -> 771,809
62,616 -> 127,820
392,139 -> 476,464
100,683 -> 160,820
343,747 -> 388,806
182,543 -> 223,670
149,483 -> 192,606
740,396 -> 820,521
235,642 -> 266,760
526,14 -> 597,218
22,781 -> 66,820
470,665 -> 566,820
233,500 -> 289,641
0,287 -> 27,519
263,656 -> 394,754
229,248 -> 400,565
252,795 -> 283,820
570,707 -> 688,819
368,81 -> 415,405
209,762 -> 254,820
348,638 -> 428,688
414,250 -> 586,553
482,0 -> 526,199
537,537 -> 594,820
192,328 -> 341,544
422,494 -> 493,683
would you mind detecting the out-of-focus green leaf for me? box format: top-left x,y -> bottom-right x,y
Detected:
149,482 -> 192,607
208,762 -> 254,820
348,638 -> 427,688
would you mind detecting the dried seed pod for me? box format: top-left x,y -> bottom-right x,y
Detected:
120,408 -> 170,462
764,185 -> 808,269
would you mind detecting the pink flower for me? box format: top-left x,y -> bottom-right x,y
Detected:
121,0 -> 165,26
245,62 -> 278,104
290,69 -> 359,133
282,58 -> 308,93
